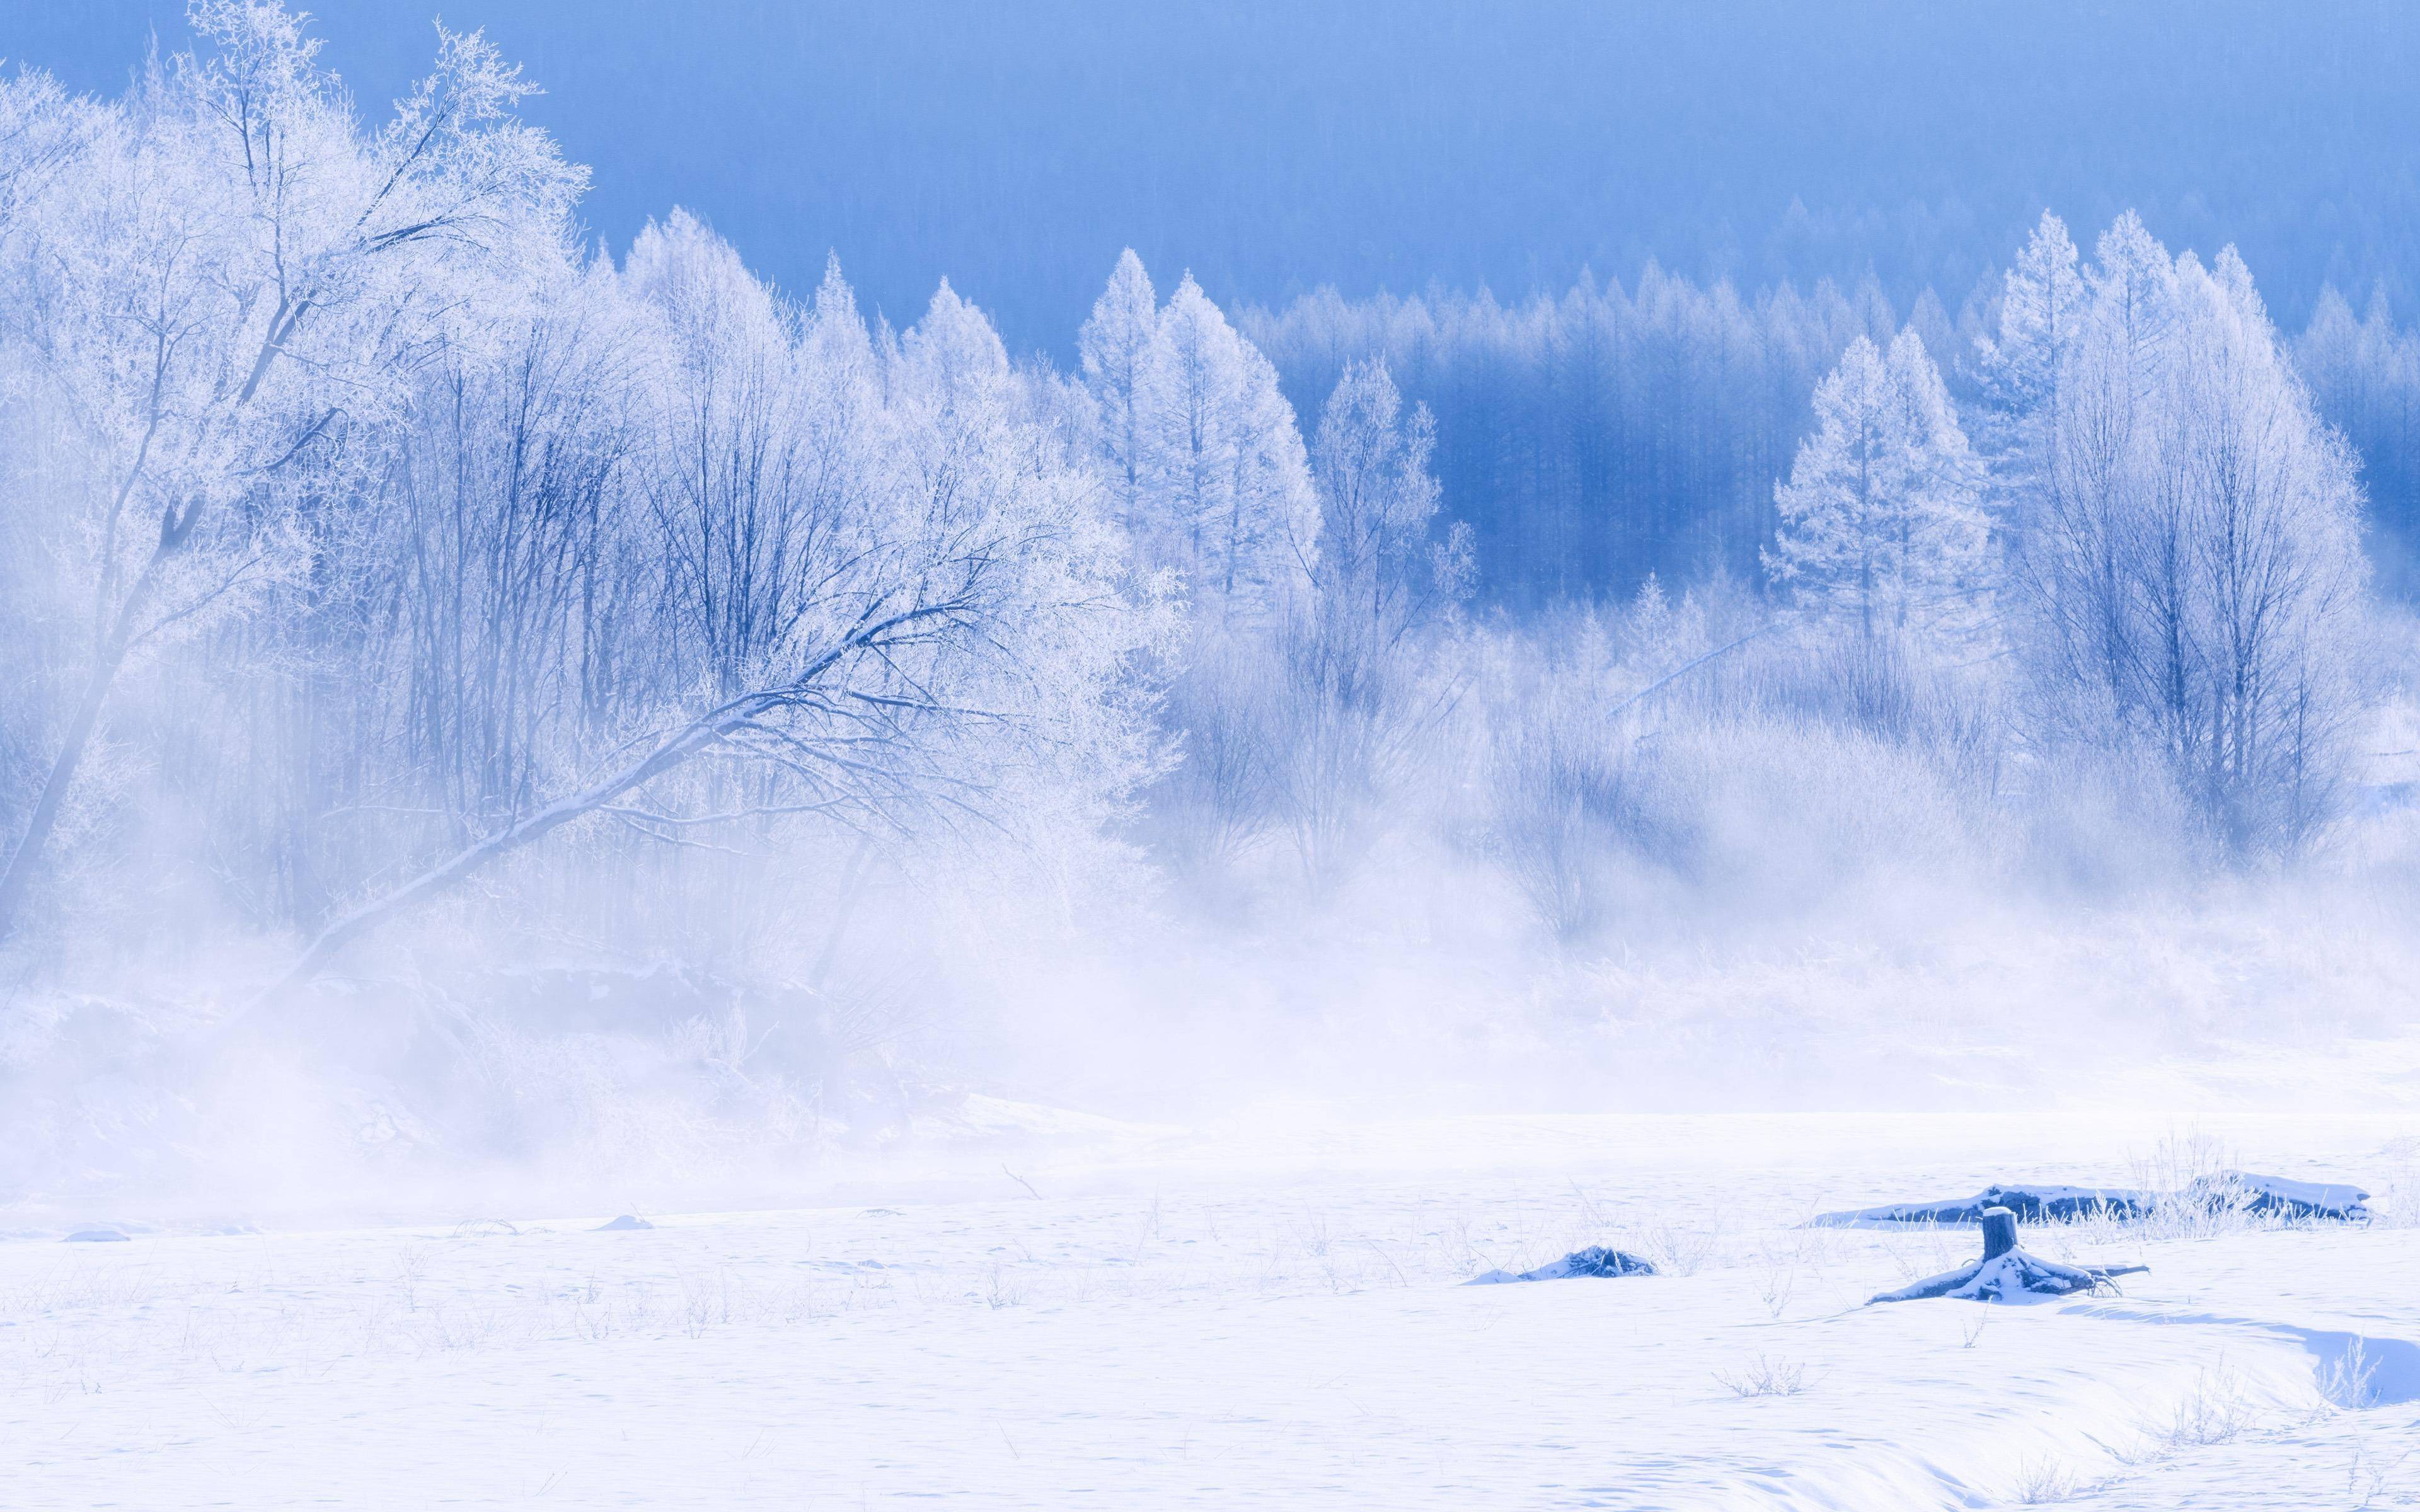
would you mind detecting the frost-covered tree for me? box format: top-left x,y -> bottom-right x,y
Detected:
626,210 -> 815,701
1974,212 -> 2087,512
384,260 -> 644,859
1305,360 -> 1469,673
0,4 -> 1172,985
1265,360 -> 1470,891
1077,249 -> 1161,523
1622,573 -> 1712,681
1150,274 -> 1318,624
2298,287 -> 2420,591
2002,216 -> 2369,855
1074,257 -> 1316,626
1765,330 -> 1990,650
264,269 -> 1163,993
0,3 -> 584,945
1242,265 -> 1899,601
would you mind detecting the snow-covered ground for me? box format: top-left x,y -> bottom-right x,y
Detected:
6,1109 -> 2418,1509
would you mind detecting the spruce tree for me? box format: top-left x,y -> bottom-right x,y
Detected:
1765,331 -> 1989,650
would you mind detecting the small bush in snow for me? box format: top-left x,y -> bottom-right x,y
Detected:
1712,1354 -> 1808,1399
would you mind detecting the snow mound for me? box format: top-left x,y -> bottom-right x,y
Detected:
64,1228 -> 129,1243
593,1214 -> 654,1231
1466,1246 -> 1656,1285
911,1094 -> 1185,1146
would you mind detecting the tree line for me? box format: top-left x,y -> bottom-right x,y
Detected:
1245,249 -> 2420,609
0,4 -> 2393,1005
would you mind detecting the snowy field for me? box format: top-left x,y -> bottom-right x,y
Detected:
7,1109 -> 2418,1510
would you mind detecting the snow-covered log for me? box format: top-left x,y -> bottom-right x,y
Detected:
1816,1173 -> 2369,1228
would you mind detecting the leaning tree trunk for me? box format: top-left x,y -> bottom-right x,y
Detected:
0,309 -> 303,950
0,652 -> 125,944
0,507 -> 198,946
226,697 -> 755,1026
219,593 -> 977,1032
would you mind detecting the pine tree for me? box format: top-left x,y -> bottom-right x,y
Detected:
1974,212 -> 2085,509
1310,360 -> 1462,665
1765,331 -> 1989,649
2089,211 -> 2179,386
1077,249 -> 1162,522
1151,273 -> 1317,624
1881,329 -> 1992,646
2298,285 -> 2420,586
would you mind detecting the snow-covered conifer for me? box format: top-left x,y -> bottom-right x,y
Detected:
1974,212 -> 2087,508
1078,249 -> 1164,522
1152,275 -> 1319,624
1765,331 -> 1990,650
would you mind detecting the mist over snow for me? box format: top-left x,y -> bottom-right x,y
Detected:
0,0 -> 2415,1217
11,7 -> 2420,1509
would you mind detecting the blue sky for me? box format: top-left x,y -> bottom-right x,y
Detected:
11,1 -> 2416,348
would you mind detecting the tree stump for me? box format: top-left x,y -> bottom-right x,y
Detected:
1979,1206 -> 2018,1261
1870,1203 -> 2146,1304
